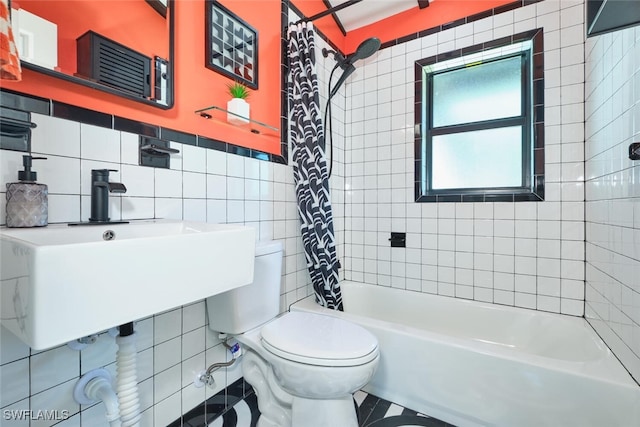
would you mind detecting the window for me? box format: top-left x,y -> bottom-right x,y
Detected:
415,30 -> 545,202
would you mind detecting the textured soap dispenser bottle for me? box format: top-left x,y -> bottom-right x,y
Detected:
6,155 -> 48,228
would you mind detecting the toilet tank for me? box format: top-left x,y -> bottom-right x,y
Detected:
206,240 -> 283,334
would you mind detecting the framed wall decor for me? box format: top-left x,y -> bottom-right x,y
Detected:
205,0 -> 258,89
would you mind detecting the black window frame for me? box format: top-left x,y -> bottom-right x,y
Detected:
414,29 -> 545,203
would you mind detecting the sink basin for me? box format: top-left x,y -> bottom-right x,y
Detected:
0,219 -> 255,350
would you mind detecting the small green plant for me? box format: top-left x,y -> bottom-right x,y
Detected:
226,81 -> 250,99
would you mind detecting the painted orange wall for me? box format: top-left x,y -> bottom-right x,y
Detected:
344,0 -> 514,54
2,0 -> 282,155
290,0 -> 514,55
12,0 -> 167,75
288,0 -> 347,51
3,0 -> 514,156
173,0 -> 281,153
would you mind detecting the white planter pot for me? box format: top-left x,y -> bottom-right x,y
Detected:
227,98 -> 250,125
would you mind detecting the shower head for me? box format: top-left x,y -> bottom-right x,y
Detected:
330,37 -> 380,98
338,37 -> 381,68
323,37 -> 381,67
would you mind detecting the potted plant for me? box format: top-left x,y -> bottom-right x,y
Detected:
226,81 -> 251,125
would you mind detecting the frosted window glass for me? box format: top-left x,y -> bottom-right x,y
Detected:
432,56 -> 522,127
432,127 -> 522,190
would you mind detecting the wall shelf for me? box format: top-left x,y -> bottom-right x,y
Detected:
195,104 -> 279,134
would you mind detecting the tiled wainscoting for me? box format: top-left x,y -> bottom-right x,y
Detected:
0,107 -> 321,425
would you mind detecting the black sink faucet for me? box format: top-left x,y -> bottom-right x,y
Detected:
89,169 -> 127,222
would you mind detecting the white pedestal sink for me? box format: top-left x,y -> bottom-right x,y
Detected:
0,219 -> 255,350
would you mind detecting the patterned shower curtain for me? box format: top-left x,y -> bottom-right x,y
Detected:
287,23 -> 342,310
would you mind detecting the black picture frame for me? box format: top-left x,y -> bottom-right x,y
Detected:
205,0 -> 258,89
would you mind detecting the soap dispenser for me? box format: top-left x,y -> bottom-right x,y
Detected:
6,155 -> 48,228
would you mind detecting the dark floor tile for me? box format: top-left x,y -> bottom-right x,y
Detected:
366,415 -> 453,427
227,378 -> 247,408
242,379 -> 255,398
173,382 -> 455,427
364,397 -> 392,426
357,394 -> 381,426
245,392 -> 260,427
401,407 -> 418,416
221,409 -> 238,426
180,402 -> 207,427
184,413 -> 209,427
204,395 -> 227,423
166,417 -> 183,427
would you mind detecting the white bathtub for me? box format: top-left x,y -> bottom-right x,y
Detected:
291,281 -> 640,427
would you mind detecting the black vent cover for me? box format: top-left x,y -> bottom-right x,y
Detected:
77,31 -> 151,98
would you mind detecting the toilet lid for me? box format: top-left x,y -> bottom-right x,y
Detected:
260,311 -> 379,367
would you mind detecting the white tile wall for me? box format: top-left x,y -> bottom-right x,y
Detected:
585,24 -> 640,382
0,100 -> 313,424
342,0 -> 586,316
6,0 -> 638,422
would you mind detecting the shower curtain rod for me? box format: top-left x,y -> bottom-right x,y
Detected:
293,0 -> 363,25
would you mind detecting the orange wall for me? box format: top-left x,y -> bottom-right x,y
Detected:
173,0 -> 281,152
12,0 -> 167,75
3,0 -> 515,156
290,0 -> 514,55
2,0 -> 283,155
344,0 -> 514,53
288,0 -> 347,52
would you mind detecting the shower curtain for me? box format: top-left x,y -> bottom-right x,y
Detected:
287,23 -> 342,310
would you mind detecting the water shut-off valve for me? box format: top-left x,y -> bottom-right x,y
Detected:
194,337 -> 242,389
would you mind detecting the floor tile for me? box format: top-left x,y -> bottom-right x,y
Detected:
174,379 -> 454,427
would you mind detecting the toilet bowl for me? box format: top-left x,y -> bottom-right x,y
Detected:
206,241 -> 379,427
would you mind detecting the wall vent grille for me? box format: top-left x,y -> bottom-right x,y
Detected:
77,31 -> 151,98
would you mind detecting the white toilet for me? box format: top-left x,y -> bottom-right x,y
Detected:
206,241 -> 379,427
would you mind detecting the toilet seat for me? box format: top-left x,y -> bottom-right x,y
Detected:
260,311 -> 378,367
